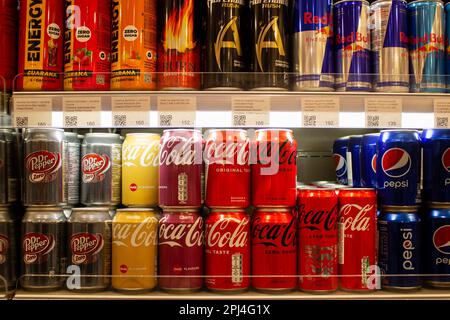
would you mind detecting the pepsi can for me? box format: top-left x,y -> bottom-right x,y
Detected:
377,130 -> 421,209
333,136 -> 349,185
347,135 -> 363,187
292,0 -> 334,91
378,209 -> 422,290
335,0 -> 372,91
408,0 -> 446,93
361,133 -> 379,188
446,2 -> 450,91
370,0 -> 409,92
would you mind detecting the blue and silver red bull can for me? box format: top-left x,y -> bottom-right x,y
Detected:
347,135 -> 363,187
361,133 -> 379,188
333,136 -> 349,185
423,204 -> 450,288
445,2 -> 450,91
293,0 -> 334,91
408,0 -> 446,93
370,0 -> 409,92
377,130 -> 421,209
378,209 -> 422,290
421,129 -> 450,204
335,0 -> 372,91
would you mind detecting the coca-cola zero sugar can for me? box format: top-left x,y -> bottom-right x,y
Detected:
0,205 -> 16,292
64,132 -> 80,205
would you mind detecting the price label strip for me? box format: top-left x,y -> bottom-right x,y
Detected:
13,97 -> 53,127
301,97 -> 339,127
365,98 -> 402,128
231,96 -> 270,127
63,97 -> 102,127
112,96 -> 151,127
434,99 -> 450,128
157,96 -> 196,127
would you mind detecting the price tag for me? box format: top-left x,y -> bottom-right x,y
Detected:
63,97 -> 102,127
434,99 -> 450,128
231,96 -> 270,127
301,97 -> 339,127
157,96 -> 196,127
112,96 -> 151,127
365,98 -> 402,128
13,97 -> 52,127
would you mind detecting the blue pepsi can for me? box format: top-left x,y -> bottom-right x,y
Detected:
347,135 -> 363,187
370,0 -> 410,92
408,0 -> 446,93
333,136 -> 349,185
378,209 -> 422,290
293,0 -> 334,91
445,2 -> 450,91
377,130 -> 421,209
421,129 -> 450,204
361,133 -> 379,188
334,0 -> 372,91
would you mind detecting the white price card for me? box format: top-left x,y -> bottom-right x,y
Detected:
365,98 -> 402,128
301,97 -> 339,127
157,96 -> 196,127
112,96 -> 151,127
434,99 -> 450,128
63,97 -> 102,127
231,96 -> 270,127
13,97 -> 53,127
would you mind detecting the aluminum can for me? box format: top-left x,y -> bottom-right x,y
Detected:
158,208 -> 204,292
205,209 -> 250,292
338,188 -> 378,291
252,129 -> 297,207
0,129 -> 20,204
63,132 -> 80,205
292,0 -> 334,91
376,130 -> 421,209
159,129 -> 203,208
67,207 -> 112,292
122,133 -> 160,207
112,208 -> 159,293
347,135 -> 363,187
24,128 -> 66,206
335,0 -> 372,91
81,133 -> 122,206
17,0 -> 63,91
0,0 -> 18,92
360,133 -> 379,188
21,206 -> 66,291
204,129 -> 250,208
333,136 -> 349,185
446,2 -> 450,91
298,188 -> 339,292
0,205 -> 16,292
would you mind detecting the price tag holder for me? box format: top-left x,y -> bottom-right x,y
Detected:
365,98 -> 402,128
112,96 -> 151,127
13,97 -> 53,127
434,99 -> 450,128
301,97 -> 339,127
231,96 -> 270,127
63,97 -> 102,127
157,96 -> 196,127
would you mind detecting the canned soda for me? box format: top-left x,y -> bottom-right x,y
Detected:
17,0 -> 63,91
347,135 -> 363,187
111,0 -> 157,90
81,133 -> 122,206
0,129 -> 20,204
0,205 -> 16,292
0,0 -> 17,92
67,207 -> 112,292
63,132 -> 80,205
446,1 -> 450,91
333,136 -> 350,185
360,133 -> 379,188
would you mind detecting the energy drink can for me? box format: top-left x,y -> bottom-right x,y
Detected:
0,0 -> 18,92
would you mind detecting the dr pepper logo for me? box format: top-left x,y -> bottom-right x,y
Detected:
82,153 -> 111,183
25,151 -> 61,183
0,235 -> 9,264
70,233 -> 104,264
22,233 -> 55,264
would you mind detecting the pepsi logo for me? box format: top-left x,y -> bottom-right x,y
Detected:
441,148 -> 450,173
371,154 -> 377,173
381,148 -> 411,178
333,154 -> 347,178
433,225 -> 450,255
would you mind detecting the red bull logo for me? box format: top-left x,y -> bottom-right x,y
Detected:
303,12 -> 332,26
336,32 -> 370,47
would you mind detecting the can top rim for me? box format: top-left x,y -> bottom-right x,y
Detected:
335,0 -> 370,5
72,207 -> 112,212
380,129 -> 419,133
163,129 -> 202,133
116,208 -> 159,212
26,206 -> 64,212
254,128 -> 293,133
84,133 -> 121,138
428,202 -> 450,209
64,132 -> 78,137
210,208 -> 246,213
126,133 -> 161,137
340,187 -> 376,191
363,133 -> 380,137
255,207 -> 293,212
206,129 -> 248,133
408,0 -> 444,5
25,128 -> 64,132
163,208 -> 201,213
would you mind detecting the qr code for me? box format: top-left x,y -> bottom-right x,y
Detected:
304,115 -> 317,127
114,114 -> 126,126
437,117 -> 449,128
15,116 -> 28,127
160,114 -> 173,126
233,115 -> 246,126
65,116 -> 78,127
367,115 -> 380,127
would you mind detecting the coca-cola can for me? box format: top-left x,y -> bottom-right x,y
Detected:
63,132 -> 80,205
338,188 -> 378,291
23,129 -> 66,206
81,133 -> 122,206
298,188 -> 339,292
159,129 -> 203,208
67,207 -> 112,292
251,207 -> 297,292
0,205 -> 16,292
205,209 -> 250,292
252,129 -> 297,207
158,208 -> 204,292
204,129 -> 250,208
21,206 -> 66,291
0,129 -> 20,204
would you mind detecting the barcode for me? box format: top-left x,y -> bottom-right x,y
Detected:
233,114 -> 246,126
144,74 -> 152,84
65,115 -> 78,127
114,114 -> 127,126
16,116 -> 28,127
367,115 -> 380,127
304,115 -> 317,127
160,114 -> 173,126
437,117 -> 449,128
96,75 -> 105,85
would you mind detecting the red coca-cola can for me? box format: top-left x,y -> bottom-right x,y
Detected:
298,188 -> 339,292
338,188 -> 377,291
205,209 -> 250,292
251,207 -> 297,292
252,129 -> 297,207
159,129 -> 203,208
204,129 -> 250,208
158,208 -> 204,292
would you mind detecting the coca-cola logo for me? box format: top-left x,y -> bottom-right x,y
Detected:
159,136 -> 202,166
25,151 -> 61,183
122,142 -> 159,168
0,235 -> 9,264
70,233 -> 104,264
159,216 -> 204,248
206,217 -> 249,248
254,140 -> 297,166
204,140 -> 250,166
113,217 -> 158,248
298,203 -> 339,232
22,233 -> 55,264
339,204 -> 374,232
252,216 -> 296,247
82,153 -> 110,183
